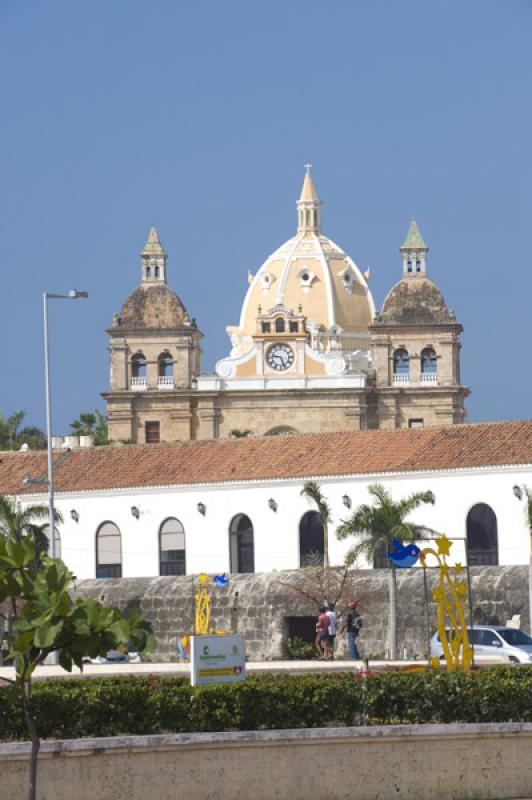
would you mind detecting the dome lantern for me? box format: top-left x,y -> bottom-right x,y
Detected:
140,226 -> 168,284
296,163 -> 322,234
400,220 -> 428,277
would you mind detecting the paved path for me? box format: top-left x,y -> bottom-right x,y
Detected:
0,658 -> 430,682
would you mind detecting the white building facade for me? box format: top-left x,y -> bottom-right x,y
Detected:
4,421 -> 532,580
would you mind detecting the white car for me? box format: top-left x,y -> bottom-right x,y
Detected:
430,626 -> 532,664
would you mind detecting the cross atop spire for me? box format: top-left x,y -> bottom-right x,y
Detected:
297,164 -> 321,232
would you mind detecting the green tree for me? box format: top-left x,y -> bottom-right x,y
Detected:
0,495 -> 59,557
300,481 -> 332,568
229,428 -> 252,438
0,497 -> 155,800
70,410 -> 109,445
0,411 -> 46,451
70,411 -> 96,436
336,483 -> 435,660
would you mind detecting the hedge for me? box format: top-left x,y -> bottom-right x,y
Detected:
1,668 -> 532,741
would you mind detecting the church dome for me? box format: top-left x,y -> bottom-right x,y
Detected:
234,169 -> 375,343
381,276 -> 452,324
379,221 -> 453,325
119,283 -> 187,329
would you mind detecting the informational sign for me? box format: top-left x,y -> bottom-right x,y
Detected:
190,634 -> 246,686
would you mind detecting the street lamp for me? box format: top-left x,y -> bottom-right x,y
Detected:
513,484 -> 532,634
44,291 -> 89,561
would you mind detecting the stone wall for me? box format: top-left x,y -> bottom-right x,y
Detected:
76,565 -> 529,661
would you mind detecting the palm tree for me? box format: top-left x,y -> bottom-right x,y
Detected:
336,483 -> 435,660
0,495 -> 62,552
70,412 -> 97,437
300,480 -> 332,568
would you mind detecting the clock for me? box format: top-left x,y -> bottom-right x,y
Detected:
266,343 -> 294,371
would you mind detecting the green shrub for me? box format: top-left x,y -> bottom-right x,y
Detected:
1,667 -> 532,742
286,637 -> 317,660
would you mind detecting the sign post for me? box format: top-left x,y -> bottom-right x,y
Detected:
190,634 -> 246,686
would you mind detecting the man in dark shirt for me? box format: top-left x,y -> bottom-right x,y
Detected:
345,601 -> 362,659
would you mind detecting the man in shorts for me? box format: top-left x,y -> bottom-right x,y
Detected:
316,606 -> 330,659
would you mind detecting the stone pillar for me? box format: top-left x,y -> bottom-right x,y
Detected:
370,335 -> 391,387
109,340 -> 128,390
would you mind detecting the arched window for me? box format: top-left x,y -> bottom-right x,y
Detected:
264,426 -> 298,436
229,514 -> 255,574
275,317 -> 285,333
159,517 -> 186,576
158,351 -> 174,377
131,353 -> 147,378
299,511 -> 324,567
41,524 -> 61,559
96,522 -> 122,578
155,266 -> 160,278
393,348 -> 410,377
466,504 -> 499,565
421,347 -> 437,374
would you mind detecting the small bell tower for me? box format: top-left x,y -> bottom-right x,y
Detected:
141,226 -> 168,284
400,220 -> 428,277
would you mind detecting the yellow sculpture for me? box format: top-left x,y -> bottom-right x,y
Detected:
420,534 -> 473,671
194,572 -> 230,635
195,572 -> 213,635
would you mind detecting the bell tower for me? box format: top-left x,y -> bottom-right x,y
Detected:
141,226 -> 168,284
103,227 -> 202,444
370,220 -> 469,428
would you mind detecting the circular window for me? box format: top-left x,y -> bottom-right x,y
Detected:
302,273 -> 309,281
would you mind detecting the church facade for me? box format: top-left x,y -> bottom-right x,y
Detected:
103,169 -> 468,444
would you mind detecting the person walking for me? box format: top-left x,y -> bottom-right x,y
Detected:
345,601 -> 363,659
316,606 -> 330,659
326,603 -> 337,660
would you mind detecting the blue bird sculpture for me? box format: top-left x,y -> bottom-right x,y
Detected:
214,573 -> 230,586
387,537 -> 421,568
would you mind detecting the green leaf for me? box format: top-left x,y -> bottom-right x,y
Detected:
46,563 -> 59,591
13,630 -> 35,651
109,619 -> 130,643
5,536 -> 25,567
34,620 -> 64,649
58,650 -> 73,672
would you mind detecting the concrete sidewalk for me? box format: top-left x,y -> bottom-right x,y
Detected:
0,658 -> 427,682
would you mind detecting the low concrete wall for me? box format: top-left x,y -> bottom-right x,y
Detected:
2,724 -> 532,800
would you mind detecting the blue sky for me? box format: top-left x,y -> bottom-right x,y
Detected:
1,0 -> 531,434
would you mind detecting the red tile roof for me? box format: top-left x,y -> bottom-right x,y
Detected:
1,419 -> 531,496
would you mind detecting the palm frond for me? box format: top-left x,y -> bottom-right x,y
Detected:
301,480 -> 332,525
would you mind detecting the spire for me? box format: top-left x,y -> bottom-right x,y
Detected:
141,226 -> 167,257
140,226 -> 168,284
400,219 -> 428,277
401,220 -> 427,251
296,163 -> 321,233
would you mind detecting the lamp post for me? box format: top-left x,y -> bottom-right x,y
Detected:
44,291 -> 88,559
513,484 -> 532,634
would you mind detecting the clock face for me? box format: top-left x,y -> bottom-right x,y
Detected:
266,343 -> 294,371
